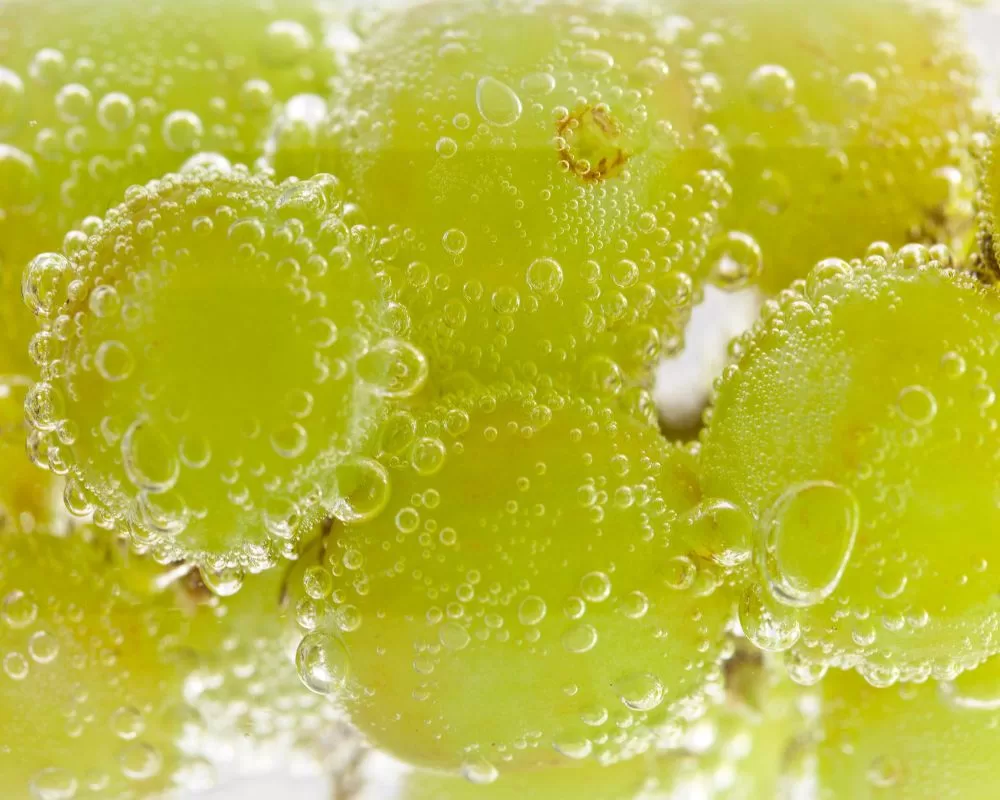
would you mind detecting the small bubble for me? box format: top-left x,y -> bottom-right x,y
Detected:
296,631 -> 350,695
119,741 -> 162,780
357,339 -> 429,399
2,589 -> 37,628
122,419 -> 179,493
518,595 -> 547,626
562,623 -> 598,653
580,572 -> 611,603
23,252 -> 69,318
28,631 -> 59,663
615,673 -> 665,711
29,767 -> 77,800
747,64 -> 795,111
866,755 -> 903,789
435,137 -> 458,158
199,565 -> 245,597
705,231 -> 763,290
475,76 -> 522,127
162,110 -> 203,152
896,385 -> 937,427
439,621 -> 471,651
110,706 -> 144,740
526,257 -> 564,295
331,457 -> 391,523
442,228 -> 468,255
739,583 -> 800,652
461,757 -> 499,785
3,651 -> 29,680
95,341 -> 134,382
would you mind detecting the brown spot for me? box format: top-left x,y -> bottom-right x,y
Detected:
557,105 -> 630,183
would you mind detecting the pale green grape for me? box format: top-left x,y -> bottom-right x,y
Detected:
0,0 -> 343,374
397,639 -> 813,799
23,165 -> 399,574
665,0 -> 980,295
268,0 -> 730,391
702,246 -> 1000,682
818,661 -> 1000,799
0,528 -> 202,798
296,387 -> 735,775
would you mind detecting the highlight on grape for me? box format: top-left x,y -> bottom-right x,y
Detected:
1,0 -> 998,798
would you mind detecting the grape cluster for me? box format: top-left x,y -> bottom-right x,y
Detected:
2,0 -> 1000,798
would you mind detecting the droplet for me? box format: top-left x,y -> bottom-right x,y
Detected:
2,589 -> 37,628
896,385 -> 937,427
682,499 -> 753,568
121,419 -> 179,493
161,110 -> 203,152
460,757 -> 499,785
748,64 -> 795,111
518,595 -> 547,626
118,741 -> 162,780
95,341 -> 134,382
439,621 -> 471,651
270,422 -> 307,459
475,76 -> 522,127
526,257 -> 564,295
199,565 -> 245,597
580,571 -> 611,603
739,583 -> 800,652
705,231 -> 763,290
296,631 -> 350,695
562,623 -> 598,653
23,253 -> 70,318
29,767 -> 77,800
331,457 -> 391,523
615,673 -> 665,711
756,481 -> 859,607
357,339 -> 429,399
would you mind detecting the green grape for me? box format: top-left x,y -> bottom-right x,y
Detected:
269,0 -> 730,390
295,387 -> 735,776
665,0 -> 979,295
0,0 -> 342,374
974,115 -> 1000,284
397,640 -> 812,799
701,245 -> 1000,683
0,528 -> 202,798
22,165 -> 401,575
818,661 -> 1000,799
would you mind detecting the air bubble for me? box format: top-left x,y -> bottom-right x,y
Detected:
296,631 -> 350,695
331,457 -> 391,523
475,76 -> 522,127
756,481 -> 859,607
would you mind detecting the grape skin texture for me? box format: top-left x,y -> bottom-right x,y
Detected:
819,661 -> 1000,799
702,248 -> 1000,682
271,0 -> 731,390
22,166 -> 389,574
299,388 -> 735,774
670,0 -> 980,295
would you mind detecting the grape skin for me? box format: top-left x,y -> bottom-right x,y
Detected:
818,662 -> 1000,799
22,165 -> 392,574
269,0 -> 730,392
667,0 -> 980,295
297,387 -> 735,775
702,247 -> 1000,682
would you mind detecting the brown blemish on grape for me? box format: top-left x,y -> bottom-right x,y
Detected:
557,105 -> 630,183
